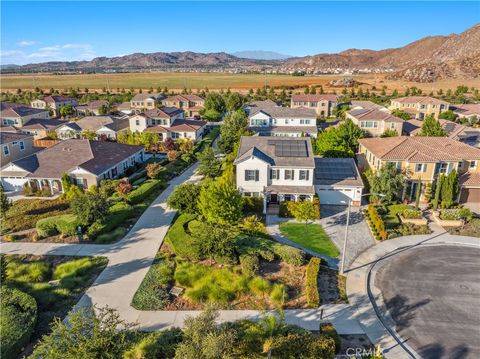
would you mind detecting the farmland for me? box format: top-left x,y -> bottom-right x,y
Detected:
2,72 -> 479,93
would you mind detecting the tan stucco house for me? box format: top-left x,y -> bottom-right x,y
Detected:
346,108 -> 403,137
291,94 -> 339,117
162,94 -> 205,117
130,93 -> 163,111
31,95 -> 78,116
389,96 -> 449,119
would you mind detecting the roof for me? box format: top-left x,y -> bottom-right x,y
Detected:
234,136 -> 315,167
2,139 -> 143,178
451,104 -> 480,117
40,95 -> 76,104
392,96 -> 448,105
131,93 -> 161,102
21,118 -> 65,130
265,185 -> 315,195
117,102 -> 132,110
403,119 -> 480,139
0,132 -> 33,144
460,172 -> 480,188
246,100 -> 278,109
350,101 -> 387,111
76,100 -> 108,110
250,106 -> 316,119
144,107 -> 183,119
314,157 -> 364,187
291,94 -> 339,102
164,94 -> 204,103
249,125 -> 318,134
0,105 -> 48,118
358,136 -> 480,162
169,119 -> 206,131
347,108 -> 403,123
71,116 -> 128,132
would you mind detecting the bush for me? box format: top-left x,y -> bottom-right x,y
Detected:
165,214 -> 203,260
402,209 -> 422,219
7,260 -> 52,283
53,258 -> 97,280
0,287 -> 37,359
239,215 -> 267,235
272,244 -> 305,266
270,283 -> 288,305
96,227 -> 127,244
279,201 -> 293,218
320,323 -> 341,354
239,254 -> 259,276
127,180 -> 164,205
366,204 -> 388,240
394,223 -> 431,237
440,208 -> 472,221
36,214 -> 79,238
241,196 -> 263,215
279,200 -> 320,219
167,182 -> 201,214
123,329 -> 183,359
305,257 -> 321,308
146,162 -> 163,179
87,202 -> 135,240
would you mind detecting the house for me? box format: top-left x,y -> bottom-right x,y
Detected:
291,94 -> 339,117
403,119 -> 480,148
1,102 -> 50,127
31,96 -> 78,116
234,136 -> 316,212
129,107 -> 206,141
56,116 -> 129,140
18,118 -> 65,139
389,96 -> 449,119
75,100 -> 109,116
350,100 -> 388,112
1,132 -> 38,167
162,94 -> 205,117
346,108 -> 403,137
357,136 -> 480,205
244,100 -> 279,115
116,102 -> 134,115
314,157 -> 364,206
248,106 -> 318,137
0,139 -> 144,193
130,93 -> 163,111
450,104 -> 480,121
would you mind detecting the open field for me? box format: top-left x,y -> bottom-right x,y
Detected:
2,72 -> 479,93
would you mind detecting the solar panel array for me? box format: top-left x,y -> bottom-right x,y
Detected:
268,140 -> 308,157
444,123 -> 456,133
315,161 -> 356,180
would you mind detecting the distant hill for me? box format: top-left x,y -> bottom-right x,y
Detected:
232,50 -> 293,60
4,24 -> 479,82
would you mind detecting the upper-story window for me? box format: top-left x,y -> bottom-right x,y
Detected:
245,170 -> 259,181
270,169 -> 279,180
470,161 -> 477,169
299,170 -> 309,180
361,121 -> 378,129
299,119 -> 310,125
19,141 -> 25,151
135,119 -> 140,126
438,162 -> 449,174
285,119 -> 289,125
3,145 -> 9,156
415,163 -> 427,173
284,169 -> 294,180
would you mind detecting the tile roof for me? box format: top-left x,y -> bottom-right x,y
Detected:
350,100 -> 388,111
72,116 -> 129,132
403,119 -> 480,140
291,94 -> 339,102
21,118 -> 65,130
234,136 -> 315,167
249,125 -> 318,134
164,94 -> 204,103
358,136 -> 480,162
246,100 -> 279,109
250,106 -> 316,119
2,139 -> 143,178
460,172 -> 480,187
169,119 -> 206,131
314,157 -> 364,187
76,100 -> 108,110
392,96 -> 448,105
41,95 -> 76,103
451,104 -> 480,117
347,108 -> 403,123
131,93 -> 161,102
0,132 -> 33,143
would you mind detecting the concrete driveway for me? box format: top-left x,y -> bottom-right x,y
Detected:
375,246 -> 480,359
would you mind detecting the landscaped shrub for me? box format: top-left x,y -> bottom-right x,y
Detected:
87,202 -> 135,240
402,209 -> 422,219
279,201 -> 293,217
394,223 -> 431,237
36,214 -> 79,238
165,214 -> 203,260
439,208 -> 472,221
6,260 -> 52,283
366,204 -> 388,240
127,179 -> 165,205
123,329 -> 183,359
270,283 -> 288,305
271,244 -> 305,266
95,227 -> 127,244
239,215 -> 267,235
241,196 -> 263,215
0,287 -> 37,359
239,254 -> 260,276
305,257 -> 321,308
320,323 -> 341,354
248,276 -> 272,298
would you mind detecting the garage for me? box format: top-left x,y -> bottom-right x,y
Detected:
314,157 -> 364,206
1,177 -> 28,191
459,173 -> 480,205
460,187 -> 480,203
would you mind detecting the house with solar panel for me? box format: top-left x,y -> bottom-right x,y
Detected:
234,136 -> 365,212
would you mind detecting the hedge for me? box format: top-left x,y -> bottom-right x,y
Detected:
366,204 -> 388,241
36,214 -> 79,238
165,214 -> 203,260
0,287 -> 37,359
87,202 -> 135,240
305,257 -> 321,308
127,179 -> 165,205
320,323 -> 341,354
271,243 -> 305,266
241,196 -> 264,216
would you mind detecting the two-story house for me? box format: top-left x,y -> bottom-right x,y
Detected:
291,94 -> 339,117
130,93 -> 163,112
248,106 -> 318,137
357,136 -> 480,205
346,108 -> 403,137
56,116 -> 129,140
75,100 -> 109,116
0,132 -> 38,167
389,96 -> 449,120
129,107 -> 206,141
1,102 -> 50,127
31,96 -> 78,116
162,95 -> 205,117
450,104 -> 480,121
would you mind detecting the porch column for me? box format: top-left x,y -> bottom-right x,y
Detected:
263,196 -> 267,215
48,180 -> 54,195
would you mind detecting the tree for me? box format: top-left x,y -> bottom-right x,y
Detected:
164,137 -> 177,151
366,162 -> 404,204
81,129 -> 97,140
260,311 -> 287,359
440,170 -> 459,208
174,309 -> 237,359
414,177 -> 422,210
167,182 -> 201,214
418,115 -> 447,137
31,306 -> 135,358
315,119 -> 364,157
98,105 -> 109,115
432,175 -> 443,210
59,104 -> 74,118
146,162 -> 163,179
438,110 -> 457,121
287,200 -> 318,231
178,138 -> 194,154
202,93 -> 225,121
116,180 -> 132,201
197,147 -> 222,178
381,129 -> 398,137
225,92 -> 244,112
0,184 -> 11,220
71,192 -> 109,226
218,110 -> 248,153
391,109 -> 411,121
191,222 -> 237,264
198,181 -> 242,225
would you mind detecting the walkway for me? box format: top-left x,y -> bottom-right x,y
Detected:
346,232 -> 480,359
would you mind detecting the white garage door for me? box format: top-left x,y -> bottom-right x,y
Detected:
1,177 -> 28,192
316,188 -> 352,205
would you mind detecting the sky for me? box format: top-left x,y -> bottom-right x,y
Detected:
1,1 -> 479,65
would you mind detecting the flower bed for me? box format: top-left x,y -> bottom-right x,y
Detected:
433,210 -> 464,227
399,209 -> 427,226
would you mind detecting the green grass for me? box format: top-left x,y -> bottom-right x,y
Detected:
165,213 -> 202,259
279,223 -> 340,258
383,204 -> 416,229
3,255 -> 108,344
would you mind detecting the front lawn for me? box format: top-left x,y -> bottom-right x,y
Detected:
383,204 -> 416,229
2,254 -> 108,355
279,223 -> 340,258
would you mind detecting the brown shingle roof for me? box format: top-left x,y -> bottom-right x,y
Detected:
0,132 -> 33,144
251,106 -> 316,119
392,96 -> 448,105
0,105 -> 48,118
144,107 -> 183,119
42,95 -> 76,103
358,136 -> 480,162
291,94 -> 339,102
21,118 -> 65,130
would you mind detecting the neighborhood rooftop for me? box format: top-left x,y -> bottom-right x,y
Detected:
0,131 -> 33,143
251,106 -> 316,118
347,108 -> 403,123
314,157 -> 364,187
291,94 -> 339,102
392,96 -> 447,105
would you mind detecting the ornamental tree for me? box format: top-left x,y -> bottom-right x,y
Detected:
198,180 -> 242,225
419,115 -> 447,137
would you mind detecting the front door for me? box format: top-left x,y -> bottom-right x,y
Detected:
270,194 -> 278,203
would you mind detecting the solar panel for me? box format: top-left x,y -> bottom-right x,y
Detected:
444,123 -> 456,133
315,161 -> 356,180
269,140 -> 308,157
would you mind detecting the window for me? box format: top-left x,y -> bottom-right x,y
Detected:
135,119 -> 140,126
3,145 -> 9,156
123,161 -> 128,170
415,163 -> 427,172
270,169 -> 279,180
171,132 -> 179,139
438,162 -> 449,174
284,169 -> 294,180
285,119 -> 289,125
390,123 -> 396,129
299,170 -> 309,180
111,167 -> 118,177
284,194 -> 293,201
19,141 -> 25,151
470,161 -> 477,169
75,177 -> 86,189
300,119 -> 311,125
183,133 -> 188,138
361,121 -> 379,129
244,170 -> 259,181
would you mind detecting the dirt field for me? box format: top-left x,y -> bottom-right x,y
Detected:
1,72 -> 478,93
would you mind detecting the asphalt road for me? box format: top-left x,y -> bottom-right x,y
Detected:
375,245 -> 480,359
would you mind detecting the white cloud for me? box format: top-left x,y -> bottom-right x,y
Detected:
17,40 -> 37,47
38,46 -> 61,52
2,43 -> 97,64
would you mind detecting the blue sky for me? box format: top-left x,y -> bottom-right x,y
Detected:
1,1 -> 479,65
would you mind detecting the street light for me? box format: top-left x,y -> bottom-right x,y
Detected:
340,192 -> 385,275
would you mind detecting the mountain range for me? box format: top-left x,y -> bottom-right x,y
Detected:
3,24 -> 479,82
